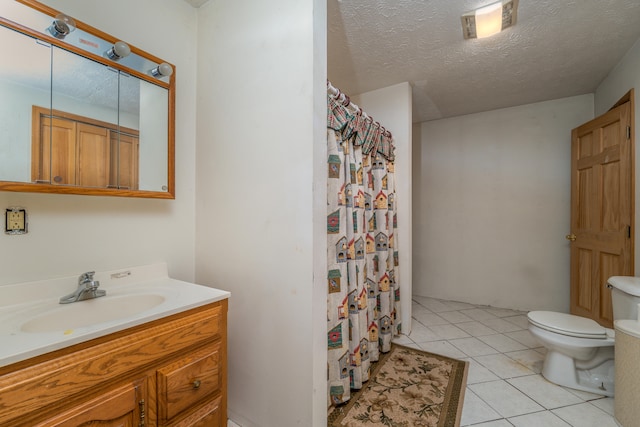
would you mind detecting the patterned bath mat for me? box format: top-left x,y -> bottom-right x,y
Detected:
328,344 -> 468,427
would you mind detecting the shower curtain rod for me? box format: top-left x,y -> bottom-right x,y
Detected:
327,81 -> 393,139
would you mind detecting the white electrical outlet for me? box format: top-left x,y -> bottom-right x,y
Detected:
5,207 -> 27,235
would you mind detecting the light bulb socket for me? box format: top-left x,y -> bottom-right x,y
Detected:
105,41 -> 131,61
150,62 -> 173,78
48,13 -> 76,39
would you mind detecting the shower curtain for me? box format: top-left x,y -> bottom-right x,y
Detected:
326,84 -> 401,406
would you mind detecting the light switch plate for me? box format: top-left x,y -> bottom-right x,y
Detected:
5,207 -> 27,235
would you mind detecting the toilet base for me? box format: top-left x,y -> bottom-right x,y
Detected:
541,349 -> 615,396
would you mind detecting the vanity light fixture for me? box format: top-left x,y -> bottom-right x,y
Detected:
105,41 -> 131,61
47,13 -> 76,39
149,62 -> 174,78
461,0 -> 518,39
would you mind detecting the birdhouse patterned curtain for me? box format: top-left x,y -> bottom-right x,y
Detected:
326,86 -> 401,407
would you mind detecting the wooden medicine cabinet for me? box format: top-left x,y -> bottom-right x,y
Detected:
0,0 -> 175,198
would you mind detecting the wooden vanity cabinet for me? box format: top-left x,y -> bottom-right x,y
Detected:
35,377 -> 148,427
0,300 -> 227,427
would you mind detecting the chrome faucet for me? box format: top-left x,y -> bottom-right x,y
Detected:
59,271 -> 106,304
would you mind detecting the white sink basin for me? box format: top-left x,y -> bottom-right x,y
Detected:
0,263 -> 230,368
20,294 -> 166,333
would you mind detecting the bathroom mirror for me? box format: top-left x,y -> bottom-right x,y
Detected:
0,0 -> 175,198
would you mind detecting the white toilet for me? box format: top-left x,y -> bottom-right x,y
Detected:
527,276 -> 640,396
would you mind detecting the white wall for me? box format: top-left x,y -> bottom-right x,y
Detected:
594,37 -> 640,273
194,0 -> 327,426
0,0 -> 198,285
352,83 -> 413,332
414,95 -> 593,311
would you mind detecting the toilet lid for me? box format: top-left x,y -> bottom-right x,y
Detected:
528,311 -> 608,339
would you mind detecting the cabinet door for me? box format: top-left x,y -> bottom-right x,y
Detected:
110,132 -> 139,190
32,113 -> 76,185
31,106 -> 139,189
77,122 -> 110,188
35,378 -> 147,427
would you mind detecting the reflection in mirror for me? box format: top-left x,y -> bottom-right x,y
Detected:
52,45 -> 119,126
137,78 -> 169,192
0,24 -> 51,183
0,0 -> 175,198
42,47 -> 120,187
116,72 -> 141,191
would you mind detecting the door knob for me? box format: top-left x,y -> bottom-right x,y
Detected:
565,234 -> 577,241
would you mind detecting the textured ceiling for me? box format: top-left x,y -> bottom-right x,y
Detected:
328,0 -> 640,123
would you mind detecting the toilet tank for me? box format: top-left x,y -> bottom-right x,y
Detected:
608,276 -> 640,320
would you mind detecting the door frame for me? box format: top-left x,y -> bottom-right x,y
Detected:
614,89 -> 636,276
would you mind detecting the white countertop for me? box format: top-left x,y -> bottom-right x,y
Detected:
0,263 -> 230,368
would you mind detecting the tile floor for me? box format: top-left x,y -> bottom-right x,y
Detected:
391,296 -> 620,427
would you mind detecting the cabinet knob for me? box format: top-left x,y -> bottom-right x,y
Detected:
193,379 -> 201,389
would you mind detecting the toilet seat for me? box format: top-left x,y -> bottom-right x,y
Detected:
528,311 -> 608,339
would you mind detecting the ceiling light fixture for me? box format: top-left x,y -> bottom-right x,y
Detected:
461,0 -> 518,40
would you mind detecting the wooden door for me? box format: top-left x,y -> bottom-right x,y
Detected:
36,378 -> 147,427
569,100 -> 634,328
32,115 -> 76,185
